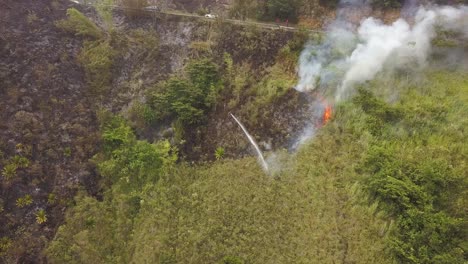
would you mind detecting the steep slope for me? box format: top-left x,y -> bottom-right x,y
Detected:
0,0 -> 99,262
0,0 -> 306,261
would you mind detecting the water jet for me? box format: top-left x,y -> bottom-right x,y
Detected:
230,113 -> 269,172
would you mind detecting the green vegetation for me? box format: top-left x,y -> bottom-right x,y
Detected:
47,70 -> 468,263
1,163 -> 17,181
55,8 -> 103,39
354,72 -> 468,263
148,58 -> 222,125
0,237 -> 12,257
16,195 -> 33,208
48,193 -> 57,205
78,40 -> 116,95
214,146 -> 225,160
265,0 -> 301,22
1,155 -> 29,181
230,0 -> 301,22
35,209 -> 48,224
96,115 -> 176,191
47,115 -> 176,263
94,0 -> 114,30
56,8 -> 116,95
3,2 -> 466,263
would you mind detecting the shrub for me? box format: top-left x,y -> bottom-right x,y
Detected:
148,58 -> 221,125
11,155 -> 29,168
35,209 -> 48,224
214,147 -> 225,160
1,163 -> 17,181
55,8 -> 103,39
16,195 -> 33,208
265,0 -> 301,22
97,116 -> 176,191
78,40 -> 115,94
0,237 -> 12,257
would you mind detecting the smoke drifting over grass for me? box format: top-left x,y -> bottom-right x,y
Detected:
296,3 -> 468,101
288,1 -> 467,151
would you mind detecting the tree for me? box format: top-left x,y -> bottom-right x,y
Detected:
266,0 -> 300,22
97,116 -> 176,191
149,58 -> 221,125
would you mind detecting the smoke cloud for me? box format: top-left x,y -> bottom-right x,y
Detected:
289,1 -> 467,150
296,3 -> 468,101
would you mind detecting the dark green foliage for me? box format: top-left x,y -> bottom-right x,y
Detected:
97,116 -> 175,191
149,58 -> 221,125
352,87 -> 403,135
101,115 -> 135,151
47,69 -> 466,264
47,116 -> 175,264
55,8 -> 102,39
130,102 -> 157,126
355,73 -> 468,263
266,0 -> 300,22
391,209 -> 465,264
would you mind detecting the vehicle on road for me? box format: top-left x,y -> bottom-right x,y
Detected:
204,14 -> 217,19
143,6 -> 160,11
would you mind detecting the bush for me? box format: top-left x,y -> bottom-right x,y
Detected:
265,0 -> 300,22
148,58 -> 221,125
55,8 -> 102,39
1,163 -> 17,181
214,147 -> 225,160
16,195 -> 33,208
78,40 -> 116,94
35,209 -> 48,224
97,116 -> 176,191
357,72 -> 468,263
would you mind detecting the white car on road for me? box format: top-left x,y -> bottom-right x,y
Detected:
204,14 -> 217,19
144,6 -> 160,11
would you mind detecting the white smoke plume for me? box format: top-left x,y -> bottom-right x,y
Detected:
296,3 -> 468,101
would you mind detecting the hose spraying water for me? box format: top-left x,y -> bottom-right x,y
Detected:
230,113 -> 269,172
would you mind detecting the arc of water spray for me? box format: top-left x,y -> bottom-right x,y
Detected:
230,113 -> 269,172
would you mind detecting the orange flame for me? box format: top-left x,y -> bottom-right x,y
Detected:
323,105 -> 332,125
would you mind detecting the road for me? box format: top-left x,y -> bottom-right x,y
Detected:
160,9 -> 320,33
71,1 -> 323,33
